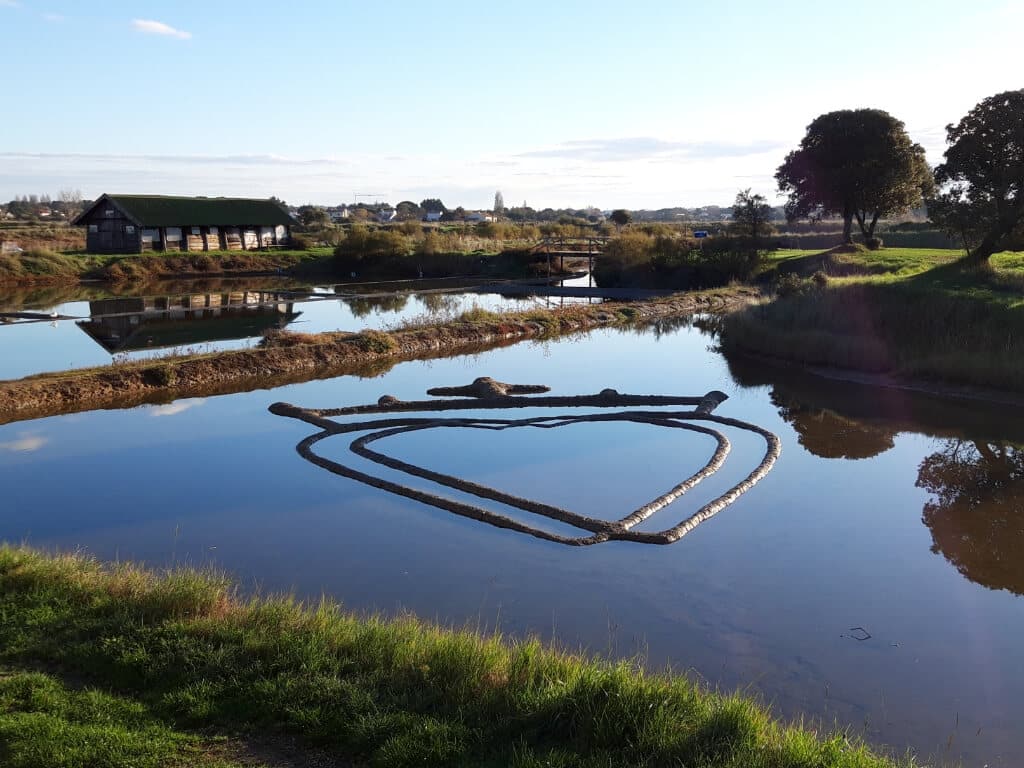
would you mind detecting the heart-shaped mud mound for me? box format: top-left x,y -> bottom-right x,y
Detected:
270,380 -> 780,546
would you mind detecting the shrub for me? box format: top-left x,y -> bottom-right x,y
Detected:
334,226 -> 412,272
398,220 -> 423,237
350,330 -> 398,353
775,273 -> 811,298
289,233 -> 311,251
144,365 -> 176,387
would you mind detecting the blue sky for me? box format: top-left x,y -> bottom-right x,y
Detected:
0,0 -> 1020,208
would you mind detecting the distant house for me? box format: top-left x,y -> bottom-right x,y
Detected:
377,207 -> 397,223
465,212 -> 494,223
423,211 -> 443,223
73,194 -> 294,254
327,205 -> 350,223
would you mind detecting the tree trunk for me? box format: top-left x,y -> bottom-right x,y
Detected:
966,232 -> 1000,264
866,212 -> 879,239
965,202 -> 1024,264
854,210 -> 880,240
842,213 -> 854,244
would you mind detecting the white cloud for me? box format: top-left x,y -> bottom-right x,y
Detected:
131,19 -> 191,40
0,144 -> 785,208
0,433 -> 48,453
43,12 -> 65,21
517,137 -> 786,163
148,399 -> 206,418
0,1 -> 21,7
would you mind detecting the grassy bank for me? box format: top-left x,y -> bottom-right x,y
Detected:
0,247 -> 337,285
0,289 -> 754,425
0,545 -> 907,768
0,246 -> 559,287
722,248 -> 1024,391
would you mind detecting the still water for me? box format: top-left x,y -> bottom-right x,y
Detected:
0,276 -> 596,381
1,315 -> 1022,766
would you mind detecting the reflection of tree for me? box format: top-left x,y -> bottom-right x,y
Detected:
772,394 -> 897,460
415,293 -> 459,315
917,440 -> 1024,595
342,294 -> 410,319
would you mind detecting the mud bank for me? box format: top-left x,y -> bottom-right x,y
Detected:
0,289 -> 756,425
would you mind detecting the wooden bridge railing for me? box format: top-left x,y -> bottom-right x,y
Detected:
531,236 -> 610,277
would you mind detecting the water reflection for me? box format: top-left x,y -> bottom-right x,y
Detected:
918,440 -> 1024,595
340,293 -> 411,318
723,347 -> 1024,599
772,396 -> 897,459
0,279 -> 551,380
77,292 -> 300,353
414,292 -> 460,315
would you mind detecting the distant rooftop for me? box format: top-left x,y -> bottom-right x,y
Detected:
74,194 -> 294,227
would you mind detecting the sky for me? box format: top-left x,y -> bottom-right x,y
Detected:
0,0 -> 1021,210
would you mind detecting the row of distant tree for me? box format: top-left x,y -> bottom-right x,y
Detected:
2,190 -> 86,221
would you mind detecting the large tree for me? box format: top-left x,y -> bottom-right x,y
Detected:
929,89 -> 1024,263
610,209 -> 631,228
395,200 -> 422,221
776,109 -> 932,245
296,205 -> 331,228
419,198 -> 447,214
493,190 -> 504,216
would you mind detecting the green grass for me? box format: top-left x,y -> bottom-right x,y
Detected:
758,247 -> 964,279
0,545 -> 911,768
0,248 -> 334,283
725,248 -> 1024,390
0,672 -> 247,767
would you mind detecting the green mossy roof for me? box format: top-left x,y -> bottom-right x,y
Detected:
76,194 -> 294,227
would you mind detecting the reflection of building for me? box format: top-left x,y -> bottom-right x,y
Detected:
73,194 -> 294,254
76,292 -> 300,353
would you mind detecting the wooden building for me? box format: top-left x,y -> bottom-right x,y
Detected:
73,194 -> 294,254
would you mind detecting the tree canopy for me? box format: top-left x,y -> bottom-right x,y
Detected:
730,189 -> 774,244
929,89 -> 1024,262
296,205 -> 331,228
419,198 -> 447,214
610,209 -> 631,228
395,201 -> 422,221
776,109 -> 931,245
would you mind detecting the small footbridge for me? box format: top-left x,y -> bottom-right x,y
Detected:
531,236 -> 610,277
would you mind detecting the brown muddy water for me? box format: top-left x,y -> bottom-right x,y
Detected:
0,309 -> 1022,766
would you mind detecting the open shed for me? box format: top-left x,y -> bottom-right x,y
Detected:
73,194 -> 294,254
